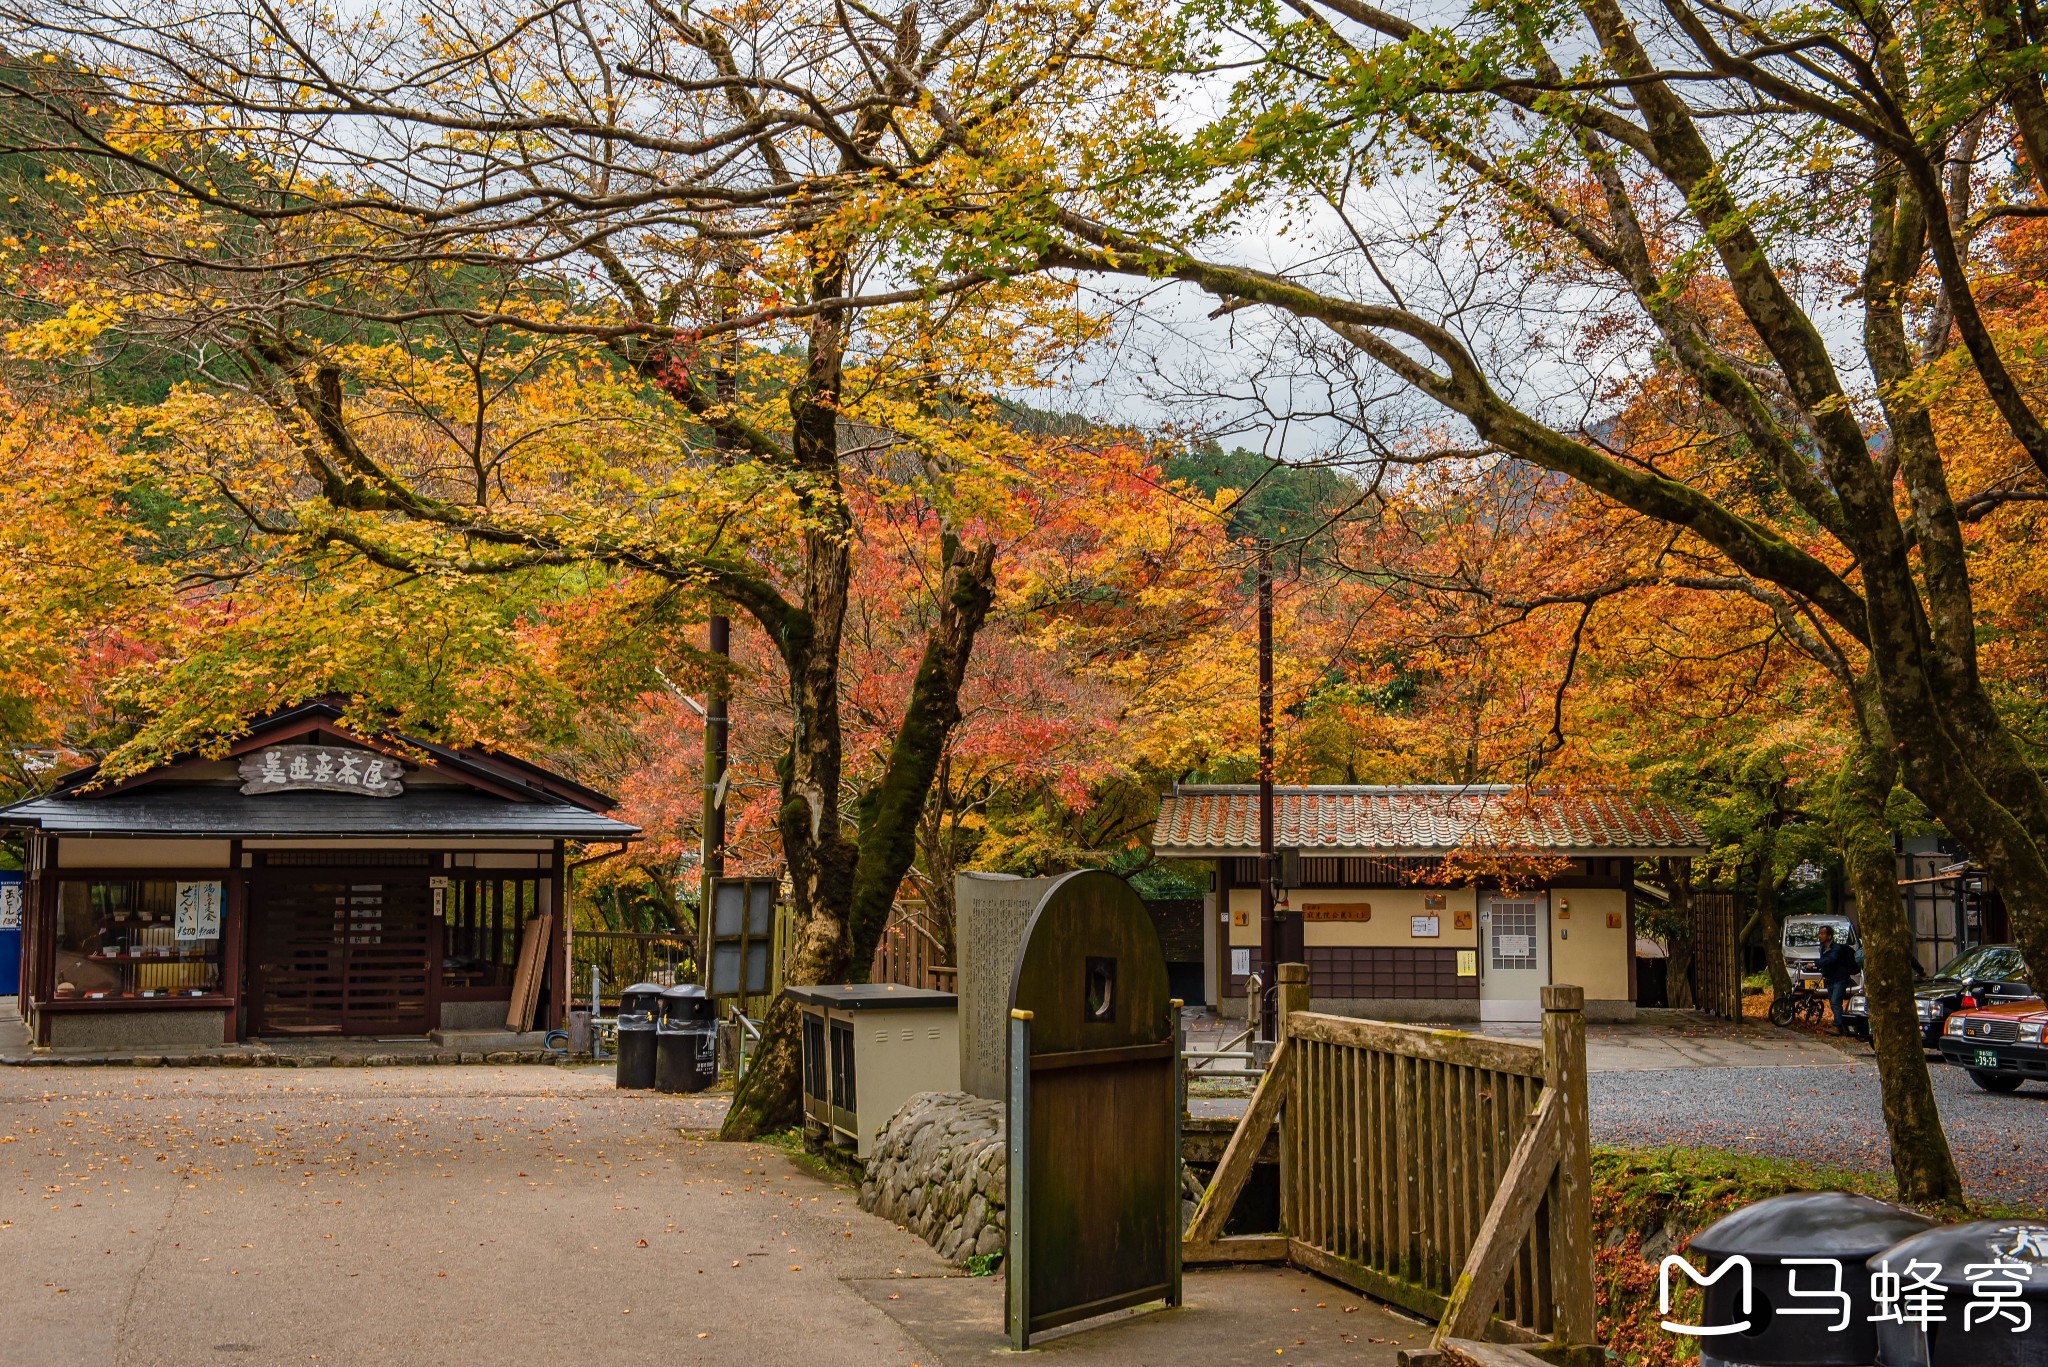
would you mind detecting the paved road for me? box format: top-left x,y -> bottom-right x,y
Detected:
1591,1055 -> 2048,1210
1187,1013 -> 1856,1119
0,1065 -> 952,1366
0,1065 -> 1423,1367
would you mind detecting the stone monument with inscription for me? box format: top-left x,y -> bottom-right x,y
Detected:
955,871 -> 1058,1098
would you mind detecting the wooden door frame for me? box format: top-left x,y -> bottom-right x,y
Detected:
244,858 -> 439,1037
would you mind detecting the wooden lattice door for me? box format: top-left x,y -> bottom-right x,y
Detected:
249,857 -> 435,1035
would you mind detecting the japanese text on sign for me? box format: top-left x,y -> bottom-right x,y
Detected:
239,744 -> 404,797
174,882 -> 222,942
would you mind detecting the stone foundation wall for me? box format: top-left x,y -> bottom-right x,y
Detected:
47,1009 -> 228,1050
859,1091 -> 1006,1264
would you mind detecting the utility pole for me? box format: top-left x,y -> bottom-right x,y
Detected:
701,615 -> 729,924
1258,538 -> 1276,1041
699,256 -> 738,984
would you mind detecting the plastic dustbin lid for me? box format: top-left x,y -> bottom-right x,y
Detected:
618,982 -> 667,1014
660,983 -> 712,1024
1875,1218 -> 2048,1290
1691,1192 -> 1937,1262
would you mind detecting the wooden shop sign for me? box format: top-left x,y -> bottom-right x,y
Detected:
239,744 -> 405,797
1301,902 -> 1370,922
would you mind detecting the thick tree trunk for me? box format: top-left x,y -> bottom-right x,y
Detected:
1835,727 -> 1966,1208
718,354 -> 1000,1138
1659,857 -> 1697,1010
718,542 -> 999,1139
1854,153 -> 2048,999
845,536 -> 997,974
1755,823 -> 1793,1000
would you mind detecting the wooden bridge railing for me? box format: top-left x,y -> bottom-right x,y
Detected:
1185,965 -> 1596,1362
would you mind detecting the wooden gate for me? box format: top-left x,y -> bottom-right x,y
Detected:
1691,891 -> 1743,1021
249,860 -> 436,1036
1186,967 -> 1596,1359
1006,870 -> 1180,1348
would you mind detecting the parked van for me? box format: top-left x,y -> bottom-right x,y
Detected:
1782,913 -> 1858,984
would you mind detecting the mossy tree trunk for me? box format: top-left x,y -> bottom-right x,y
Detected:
1754,827 -> 1793,1002
718,454 -> 998,1140
1834,721 -> 1965,1209
1659,857 -> 1696,1010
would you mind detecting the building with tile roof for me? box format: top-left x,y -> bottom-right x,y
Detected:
1151,784 -> 1707,1025
0,699 -> 638,1050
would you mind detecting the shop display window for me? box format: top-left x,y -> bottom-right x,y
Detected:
53,878 -> 225,1002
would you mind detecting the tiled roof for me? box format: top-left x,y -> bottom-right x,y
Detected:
1153,785 -> 1706,857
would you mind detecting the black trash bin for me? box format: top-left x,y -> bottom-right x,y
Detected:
1687,1191 -> 1937,1367
656,984 -> 718,1094
614,982 -> 665,1090
1874,1218 -> 2048,1367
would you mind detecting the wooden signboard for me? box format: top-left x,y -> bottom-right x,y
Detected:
239,744 -> 404,797
1301,902 -> 1369,922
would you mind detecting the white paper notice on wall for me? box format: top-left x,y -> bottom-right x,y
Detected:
1231,948 -> 1251,976
1410,914 -> 1441,938
0,884 -> 19,930
174,881 -> 223,941
1498,933 -> 1533,958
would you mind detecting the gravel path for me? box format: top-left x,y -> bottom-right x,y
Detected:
1591,1057 -> 2048,1211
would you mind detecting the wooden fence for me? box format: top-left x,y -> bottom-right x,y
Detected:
870,901 -> 953,991
570,930 -> 694,1005
1185,965 -> 1596,1360
1691,891 -> 1743,1021
575,900 -> 951,1008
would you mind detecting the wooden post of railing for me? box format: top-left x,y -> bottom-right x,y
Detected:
1540,984 -> 1594,1347
1276,963 -> 1308,1241
1277,962 -> 1310,1039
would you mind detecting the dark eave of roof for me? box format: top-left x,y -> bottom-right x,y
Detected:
0,783 -> 640,841
40,697 -> 621,813
392,731 -> 618,812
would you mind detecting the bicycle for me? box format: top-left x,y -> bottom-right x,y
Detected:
1768,980 -> 1829,1027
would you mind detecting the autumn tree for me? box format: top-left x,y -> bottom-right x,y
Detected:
0,0 -> 1166,1134
937,0 -> 2048,1201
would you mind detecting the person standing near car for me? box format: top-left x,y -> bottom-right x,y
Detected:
1815,925 -> 1857,1035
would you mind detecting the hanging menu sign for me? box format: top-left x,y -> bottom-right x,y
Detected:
239,745 -> 404,797
175,882 -> 223,941
0,883 -> 20,930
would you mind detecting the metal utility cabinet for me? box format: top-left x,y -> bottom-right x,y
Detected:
787,984 -> 959,1157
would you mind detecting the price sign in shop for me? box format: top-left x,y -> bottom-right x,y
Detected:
173,881 -> 222,942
